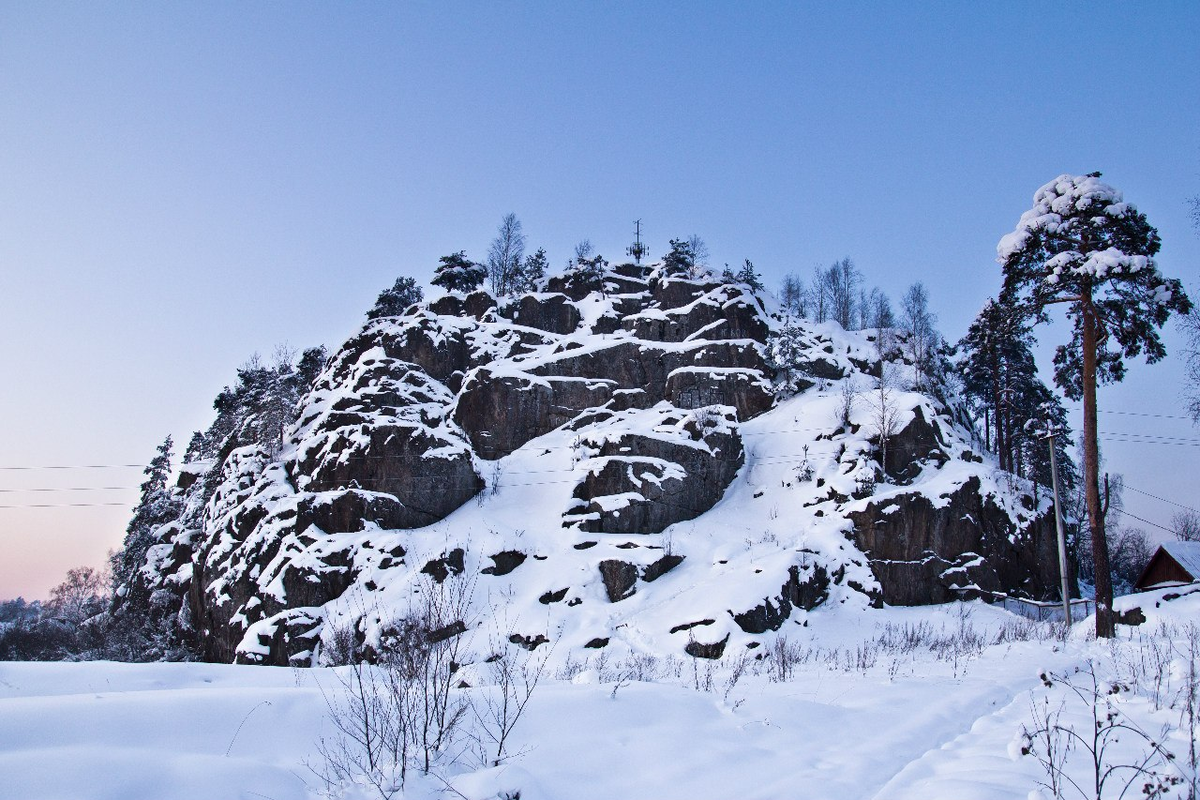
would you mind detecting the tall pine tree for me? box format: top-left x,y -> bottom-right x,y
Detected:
999,172 -> 1190,637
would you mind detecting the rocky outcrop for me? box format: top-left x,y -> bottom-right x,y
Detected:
625,282 -> 770,343
294,490 -> 411,534
731,561 -> 832,634
500,293 -> 582,335
684,634 -> 729,660
453,371 -> 615,459
564,407 -> 744,534
599,560 -> 639,602
882,405 -> 948,483
290,343 -> 484,523
848,477 -> 1064,605
665,368 -> 772,419
236,608 -> 324,666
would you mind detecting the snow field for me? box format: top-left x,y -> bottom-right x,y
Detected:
4,589 -> 1197,800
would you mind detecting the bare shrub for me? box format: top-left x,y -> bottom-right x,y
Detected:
1018,662 -> 1183,800
1176,624 -> 1199,800
765,635 -> 810,683
312,576 -> 474,798
723,652 -> 751,702
621,652 -> 661,682
471,633 -> 551,768
689,651 -> 715,693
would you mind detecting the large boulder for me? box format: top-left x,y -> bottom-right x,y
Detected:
295,490 -> 412,534
236,608 -> 324,667
650,276 -> 722,310
529,339 -> 771,417
882,405 -> 948,483
292,423 -> 482,528
334,315 -> 473,389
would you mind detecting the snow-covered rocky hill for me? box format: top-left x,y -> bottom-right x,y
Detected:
127,260 -> 1065,666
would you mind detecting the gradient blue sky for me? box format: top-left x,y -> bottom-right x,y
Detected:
2,2 -> 1198,599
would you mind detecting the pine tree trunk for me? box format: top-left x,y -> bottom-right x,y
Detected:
991,352 -> 1006,471
1081,290 -> 1115,638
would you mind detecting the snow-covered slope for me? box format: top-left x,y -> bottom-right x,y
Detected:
128,261 -> 1063,667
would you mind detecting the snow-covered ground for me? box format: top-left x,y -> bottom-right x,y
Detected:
4,588 -> 1197,800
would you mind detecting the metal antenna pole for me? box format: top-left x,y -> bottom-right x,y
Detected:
628,219 -> 645,265
1047,428 -> 1072,627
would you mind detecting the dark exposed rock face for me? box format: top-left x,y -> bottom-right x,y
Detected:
847,476 -> 1065,605
626,282 -> 770,343
296,490 -> 411,534
482,550 -> 527,576
539,587 -> 569,604
501,293 -> 582,335
665,368 -> 772,419
565,408 -> 745,534
731,562 -> 832,634
236,608 -> 324,666
421,548 -> 465,583
685,634 -> 729,660
509,632 -> 550,650
529,340 -> 768,416
599,560 -> 639,602
271,544 -> 357,610
289,342 -> 484,525
463,290 -> 498,320
454,371 -> 614,459
642,554 -> 685,582
882,406 -> 948,483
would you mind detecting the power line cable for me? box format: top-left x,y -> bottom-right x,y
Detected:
1101,430 -> 1200,442
1121,484 -> 1200,516
0,464 -> 144,471
1065,406 -> 1194,422
0,487 -> 136,494
1100,435 -> 1200,448
0,502 -> 130,510
1097,409 -> 1194,422
1114,508 -> 1175,536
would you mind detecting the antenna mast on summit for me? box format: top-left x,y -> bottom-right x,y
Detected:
627,219 -> 647,265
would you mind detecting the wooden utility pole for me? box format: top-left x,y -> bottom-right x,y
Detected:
1045,427 -> 1072,627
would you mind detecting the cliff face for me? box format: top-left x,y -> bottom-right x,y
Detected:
132,261 -> 1066,666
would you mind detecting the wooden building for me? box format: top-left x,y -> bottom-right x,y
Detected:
1135,541 -> 1200,591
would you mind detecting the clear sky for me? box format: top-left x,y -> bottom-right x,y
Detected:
2,2 -> 1198,599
